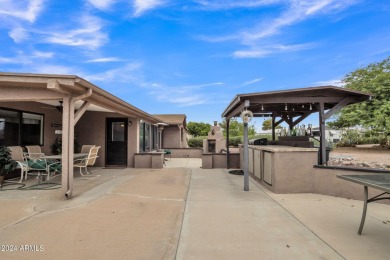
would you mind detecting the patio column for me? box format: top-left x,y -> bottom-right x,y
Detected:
61,96 -> 75,199
158,127 -> 163,149
272,113 -> 276,141
318,102 -> 326,165
226,118 -> 230,169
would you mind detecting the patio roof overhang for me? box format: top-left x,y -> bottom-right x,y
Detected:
222,86 -> 372,120
0,72 -> 164,124
221,86 -> 372,169
0,72 -> 168,199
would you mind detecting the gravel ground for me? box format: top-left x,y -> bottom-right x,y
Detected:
330,145 -> 390,165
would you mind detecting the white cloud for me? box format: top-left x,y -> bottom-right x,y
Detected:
234,49 -> 270,58
29,64 -> 77,75
193,0 -> 282,9
41,15 -> 108,49
151,89 -> 206,106
146,81 -> 224,106
8,27 -> 29,43
87,0 -> 116,10
0,50 -> 53,64
234,43 -> 314,58
242,78 -> 263,86
197,0 -> 360,58
86,57 -> 123,63
315,79 -> 345,87
85,62 -> 143,82
133,0 -> 166,17
243,0 -> 360,43
31,51 -> 54,58
0,0 -> 44,23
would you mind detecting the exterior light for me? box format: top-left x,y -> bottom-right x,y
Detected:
241,110 -> 253,124
261,104 -> 264,110
309,103 -> 312,110
285,103 -> 287,111
302,104 -> 304,108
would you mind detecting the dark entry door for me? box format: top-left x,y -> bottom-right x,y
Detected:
106,118 -> 128,166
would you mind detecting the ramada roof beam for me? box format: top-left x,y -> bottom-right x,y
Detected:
244,96 -> 355,104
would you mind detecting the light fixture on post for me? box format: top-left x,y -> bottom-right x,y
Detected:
241,109 -> 253,124
241,109 -> 253,192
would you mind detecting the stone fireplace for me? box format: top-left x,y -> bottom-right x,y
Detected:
203,121 -> 226,153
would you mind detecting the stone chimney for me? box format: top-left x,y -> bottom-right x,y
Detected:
203,121 -> 226,153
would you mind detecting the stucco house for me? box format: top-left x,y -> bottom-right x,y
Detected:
153,114 -> 188,148
0,72 -> 173,198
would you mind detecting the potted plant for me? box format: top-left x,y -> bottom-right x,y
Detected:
0,146 -> 17,186
51,137 -> 62,155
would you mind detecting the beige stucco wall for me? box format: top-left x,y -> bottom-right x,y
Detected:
75,111 -> 139,167
134,153 -> 164,168
162,126 -> 181,148
166,148 -> 202,158
0,101 -> 62,154
201,153 -> 240,169
312,167 -> 387,202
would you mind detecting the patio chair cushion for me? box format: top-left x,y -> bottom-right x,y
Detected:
27,159 -> 47,170
48,162 -> 62,173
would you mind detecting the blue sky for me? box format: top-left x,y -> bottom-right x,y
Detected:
1,0 -> 390,131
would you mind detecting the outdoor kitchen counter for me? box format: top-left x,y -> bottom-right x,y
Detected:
241,145 -> 319,193
249,145 -> 318,153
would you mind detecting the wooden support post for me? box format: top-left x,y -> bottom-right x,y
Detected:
272,113 -> 276,141
318,102 -> 326,165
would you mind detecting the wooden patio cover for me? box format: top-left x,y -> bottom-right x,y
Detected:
221,86 -> 372,167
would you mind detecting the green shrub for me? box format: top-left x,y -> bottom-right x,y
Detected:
187,136 -> 206,148
360,136 -> 382,144
229,136 -> 241,147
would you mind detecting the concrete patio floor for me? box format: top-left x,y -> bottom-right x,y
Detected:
0,159 -> 389,259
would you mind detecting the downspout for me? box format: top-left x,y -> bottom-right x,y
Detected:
74,88 -> 92,101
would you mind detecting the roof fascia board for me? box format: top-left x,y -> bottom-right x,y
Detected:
0,86 -> 66,101
76,77 -> 163,124
246,96 -> 347,104
225,99 -> 250,120
222,96 -> 241,118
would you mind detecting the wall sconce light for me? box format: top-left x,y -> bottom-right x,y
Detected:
285,103 -> 288,111
128,120 -> 133,127
261,104 -> 264,110
309,103 -> 312,110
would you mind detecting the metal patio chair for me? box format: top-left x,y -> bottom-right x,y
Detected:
80,144 -> 95,154
74,146 -> 100,176
25,146 -> 61,181
8,146 -> 29,182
